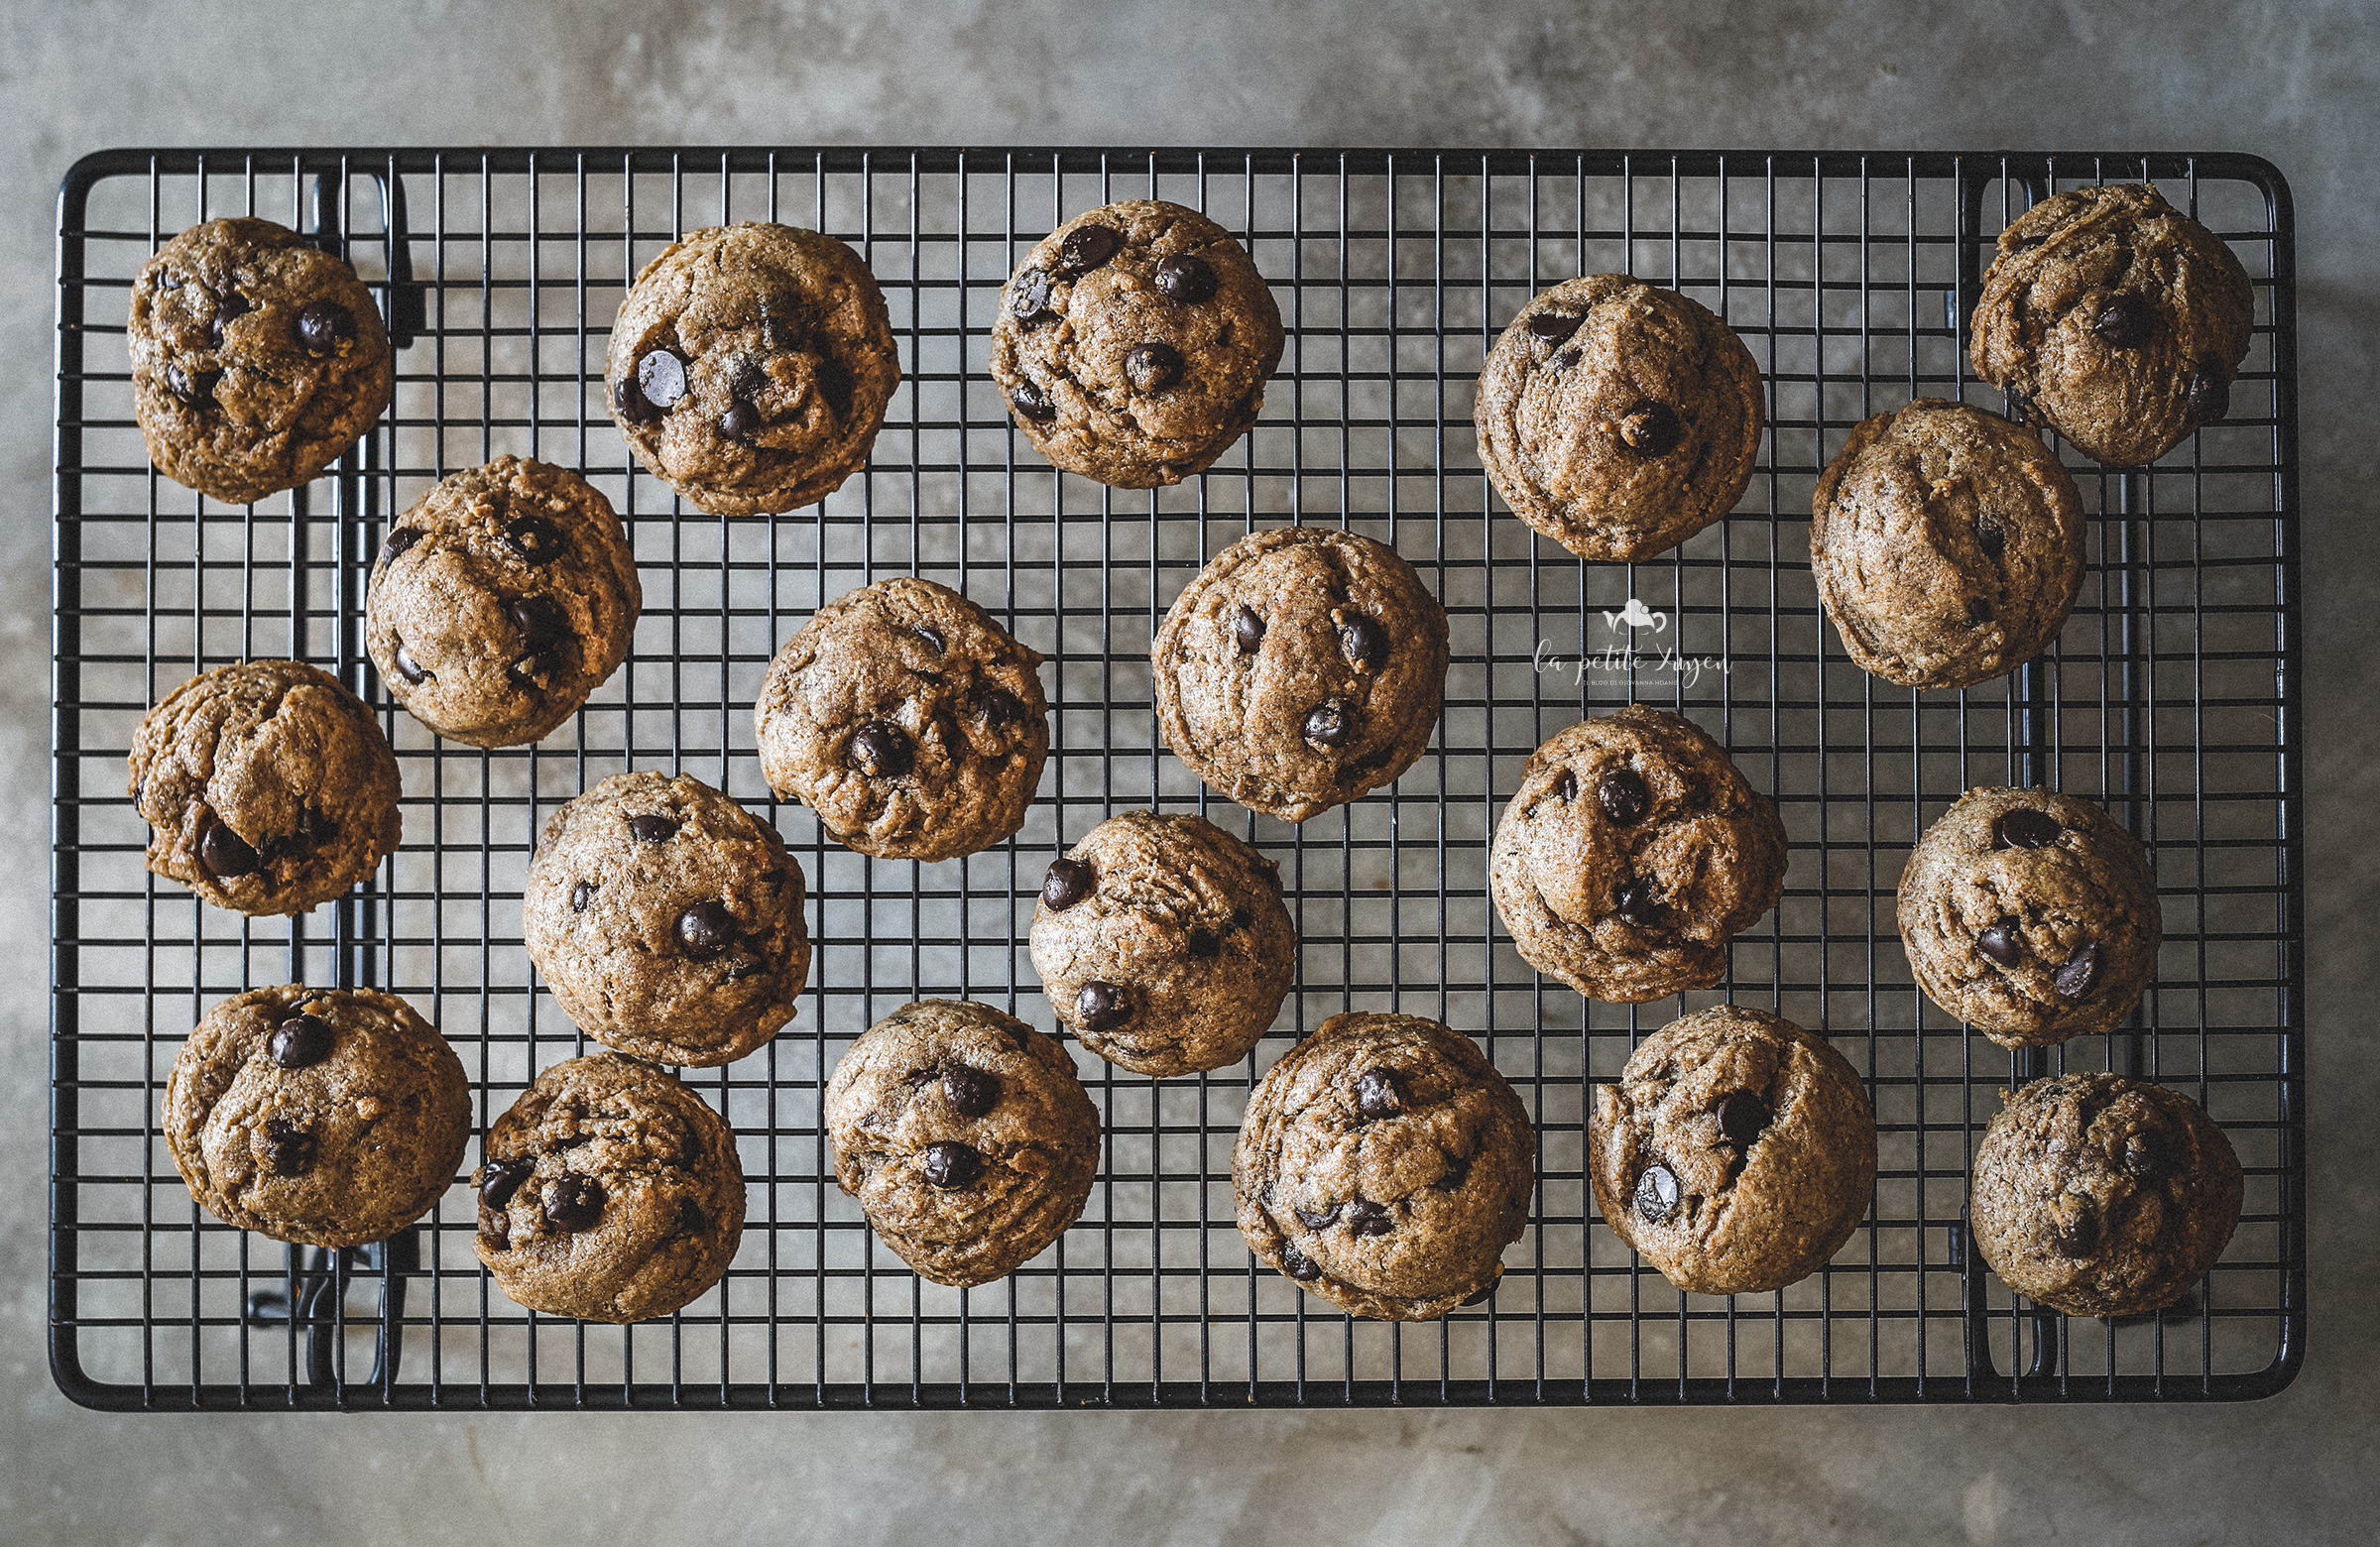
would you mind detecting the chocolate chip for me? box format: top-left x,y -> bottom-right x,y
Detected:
296,300 -> 354,355
718,397 -> 762,439
1355,1067 -> 1405,1122
1187,927 -> 1222,959
1976,919 -> 2021,966
1346,1199 -> 1393,1238
1057,223 -> 1121,277
2188,360 -> 2230,424
1153,252 -> 1218,303
298,808 -> 337,847
1548,770 -> 1578,806
1011,266 -> 1055,320
1613,876 -> 1660,926
1598,768 -> 1650,826
199,817 -> 259,880
913,624 -> 946,653
638,348 -> 688,409
979,686 -> 1027,726
1280,1243 -> 1322,1281
1632,1162 -> 1680,1223
379,527 -> 420,567
1338,613 -> 1388,669
392,643 -> 427,684
262,1119 -> 315,1177
1526,311 -> 1582,343
626,813 -> 678,843
1230,904 -> 1254,928
676,899 -> 737,959
542,1176 -> 605,1232
167,363 -> 222,403
1974,521 -> 2005,558
2123,1130 -> 2167,1180
612,369 -> 658,423
942,1065 -> 999,1119
1552,347 -> 1581,371
503,516 -> 564,565
2051,1207 -> 2097,1258
1294,1203 -> 1341,1231
2092,294 -> 2153,350
2054,940 -> 2103,999
1010,378 -> 1057,422
921,1141 -> 982,1189
1717,1091 -> 1768,1145
1042,857 -> 1094,910
1966,596 -> 1994,626
210,290 -> 251,344
570,880 -> 593,912
1125,341 -> 1184,395
1993,809 -> 2061,849
156,269 -> 182,291
509,594 -> 565,644
1303,700 -> 1354,750
268,1013 -> 333,1069
1618,402 -> 1682,457
1077,980 -> 1129,1031
1233,606 -> 1264,654
848,720 -> 912,777
478,1154 -> 533,1211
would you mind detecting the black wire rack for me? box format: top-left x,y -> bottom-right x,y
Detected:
50,147 -> 2303,1411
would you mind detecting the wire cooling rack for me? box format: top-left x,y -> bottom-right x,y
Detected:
50,148 -> 2302,1410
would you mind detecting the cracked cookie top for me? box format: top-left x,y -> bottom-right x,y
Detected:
990,198 -> 1283,488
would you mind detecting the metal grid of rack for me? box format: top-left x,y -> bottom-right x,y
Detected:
51,148 -> 2302,1410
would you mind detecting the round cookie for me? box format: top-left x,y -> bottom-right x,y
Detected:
755,577 -> 1049,861
604,222 -> 899,516
1028,810 -> 1296,1077
365,456 -> 642,748
1811,399 -> 2084,690
990,198 -> 1283,488
1151,527 -> 1449,824
1898,786 -> 2162,1048
165,986 -> 469,1249
128,217 -> 394,506
128,658 -> 403,916
523,772 -> 811,1067
1475,274 -> 1764,562
1588,1005 -> 1875,1295
824,1000 -> 1101,1288
1969,1073 -> 2242,1319
472,1054 -> 746,1323
1970,182 -> 2254,469
1488,706 -> 1787,1004
1234,1011 -> 1536,1320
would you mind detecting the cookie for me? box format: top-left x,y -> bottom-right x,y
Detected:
1588,1005 -> 1875,1296
1151,527 -> 1449,823
824,1000 -> 1101,1288
472,1054 -> 746,1323
604,222 -> 899,516
989,198 -> 1283,488
1234,1011 -> 1536,1321
127,216 -> 394,505
165,986 -> 468,1249
1028,811 -> 1296,1077
1970,182 -> 2254,468
365,456 -> 642,748
754,577 -> 1049,861
1475,274 -> 1764,562
1488,706 -> 1787,1004
523,772 -> 811,1067
1897,786 -> 2162,1048
1969,1073 -> 2242,1318
1811,399 -> 2084,690
128,658 -> 403,916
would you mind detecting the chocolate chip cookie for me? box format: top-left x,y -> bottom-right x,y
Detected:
1235,1012 -> 1536,1320
128,216 -> 393,505
1969,1073 -> 2242,1319
1475,274 -> 1764,562
473,1054 -> 747,1323
990,198 -> 1283,488
1898,786 -> 2162,1048
165,986 -> 469,1249
365,456 -> 642,748
1028,810 -> 1295,1077
1151,527 -> 1449,824
824,1000 -> 1101,1288
1589,1005 -> 1875,1296
1970,182 -> 2254,469
755,577 -> 1049,861
128,658 -> 403,916
523,772 -> 811,1067
1811,399 -> 2085,690
605,222 -> 899,516
1489,706 -> 1788,1004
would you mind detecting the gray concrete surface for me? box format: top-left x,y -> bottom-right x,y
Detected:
6,2 -> 2375,1541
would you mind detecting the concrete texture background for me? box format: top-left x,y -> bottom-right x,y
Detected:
6,2 -> 2374,1541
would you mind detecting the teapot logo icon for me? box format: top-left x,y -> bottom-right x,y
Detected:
1602,598 -> 1669,634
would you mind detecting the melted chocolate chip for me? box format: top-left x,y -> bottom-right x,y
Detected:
676,899 -> 738,959
1993,809 -> 2061,850
1554,769 -> 1579,804
210,291 -> 251,344
921,1141 -> 982,1189
1974,521 -> 2006,558
941,1065 -> 999,1119
296,300 -> 354,355
1302,700 -> 1355,750
613,369 -> 658,424
1233,605 -> 1265,654
1618,402 -> 1682,457
2187,361 -> 2230,424
1057,223 -> 1121,277
542,1176 -> 605,1232
1077,980 -> 1129,1031
1345,1199 -> 1393,1238
2054,940 -> 2103,999
503,516 -> 564,564
2051,1208 -> 2097,1258
380,527 -> 421,567
1010,379 -> 1057,422
1187,927 -> 1221,959
392,643 -> 427,684
1338,613 -> 1388,669
570,880 -> 593,912
1598,768 -> 1650,826
2123,1130 -> 2168,1180
719,397 -> 762,438
1011,266 -> 1055,321
269,1013 -> 333,1069
1125,341 -> 1184,395
1281,1243 -> 1322,1281
626,813 -> 678,843
848,720 -> 912,777
1717,1091 -> 1768,1145
1042,857 -> 1094,910
262,1119 -> 315,1177
2092,294 -> 2153,350
1632,1162 -> 1680,1223
1526,310 -> 1583,344
1966,596 -> 1995,626
1153,252 -> 1218,303
1354,1067 -> 1405,1122
509,594 -> 565,644
478,1154 -> 533,1211
1552,347 -> 1581,371
199,818 -> 260,880
1294,1202 -> 1342,1231
167,363 -> 222,403
979,686 -> 1027,726
913,624 -> 946,654
637,348 -> 689,409
1613,876 -> 1661,926
1976,920 -> 2021,966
